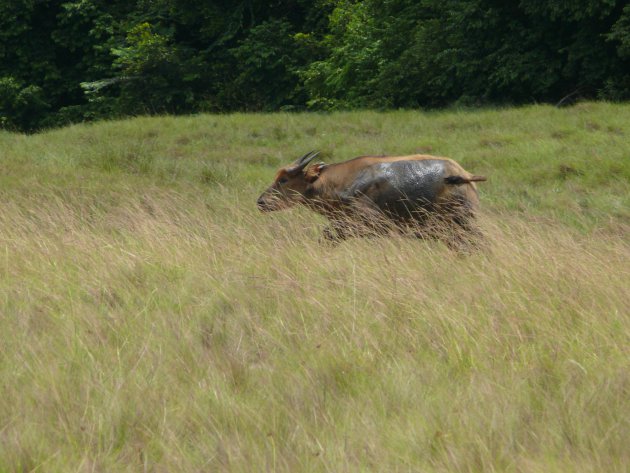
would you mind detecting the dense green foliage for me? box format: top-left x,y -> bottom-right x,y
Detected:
1,0 -> 629,131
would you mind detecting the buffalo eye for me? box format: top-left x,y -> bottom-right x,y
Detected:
278,176 -> 289,185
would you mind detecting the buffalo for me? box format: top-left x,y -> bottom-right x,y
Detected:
257,151 -> 487,247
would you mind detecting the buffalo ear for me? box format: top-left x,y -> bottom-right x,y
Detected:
305,163 -> 326,183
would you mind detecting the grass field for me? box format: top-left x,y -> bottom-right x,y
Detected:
0,103 -> 629,472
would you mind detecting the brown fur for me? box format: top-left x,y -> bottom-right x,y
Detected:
312,155 -> 477,199
257,153 -> 487,247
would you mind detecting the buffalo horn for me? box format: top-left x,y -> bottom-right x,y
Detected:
287,150 -> 320,174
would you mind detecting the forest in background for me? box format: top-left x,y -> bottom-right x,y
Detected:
1,0 -> 629,132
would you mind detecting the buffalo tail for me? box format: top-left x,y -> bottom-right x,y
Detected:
444,175 -> 488,185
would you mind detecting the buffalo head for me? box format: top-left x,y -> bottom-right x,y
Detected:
257,151 -> 324,211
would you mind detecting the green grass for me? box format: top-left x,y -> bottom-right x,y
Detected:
0,103 -> 629,472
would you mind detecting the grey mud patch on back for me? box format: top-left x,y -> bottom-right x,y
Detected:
346,159 -> 447,213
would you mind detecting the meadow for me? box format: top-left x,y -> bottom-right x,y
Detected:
0,103 -> 628,472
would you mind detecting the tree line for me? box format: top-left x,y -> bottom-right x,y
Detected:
1,0 -> 628,131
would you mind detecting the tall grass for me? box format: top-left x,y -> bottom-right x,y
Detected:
0,103 -> 629,471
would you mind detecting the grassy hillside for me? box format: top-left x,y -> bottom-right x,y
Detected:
0,103 -> 628,472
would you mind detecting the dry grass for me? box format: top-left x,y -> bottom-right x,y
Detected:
0,103 -> 629,471
0,186 -> 628,472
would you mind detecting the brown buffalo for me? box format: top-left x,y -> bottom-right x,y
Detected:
257,151 -> 486,246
